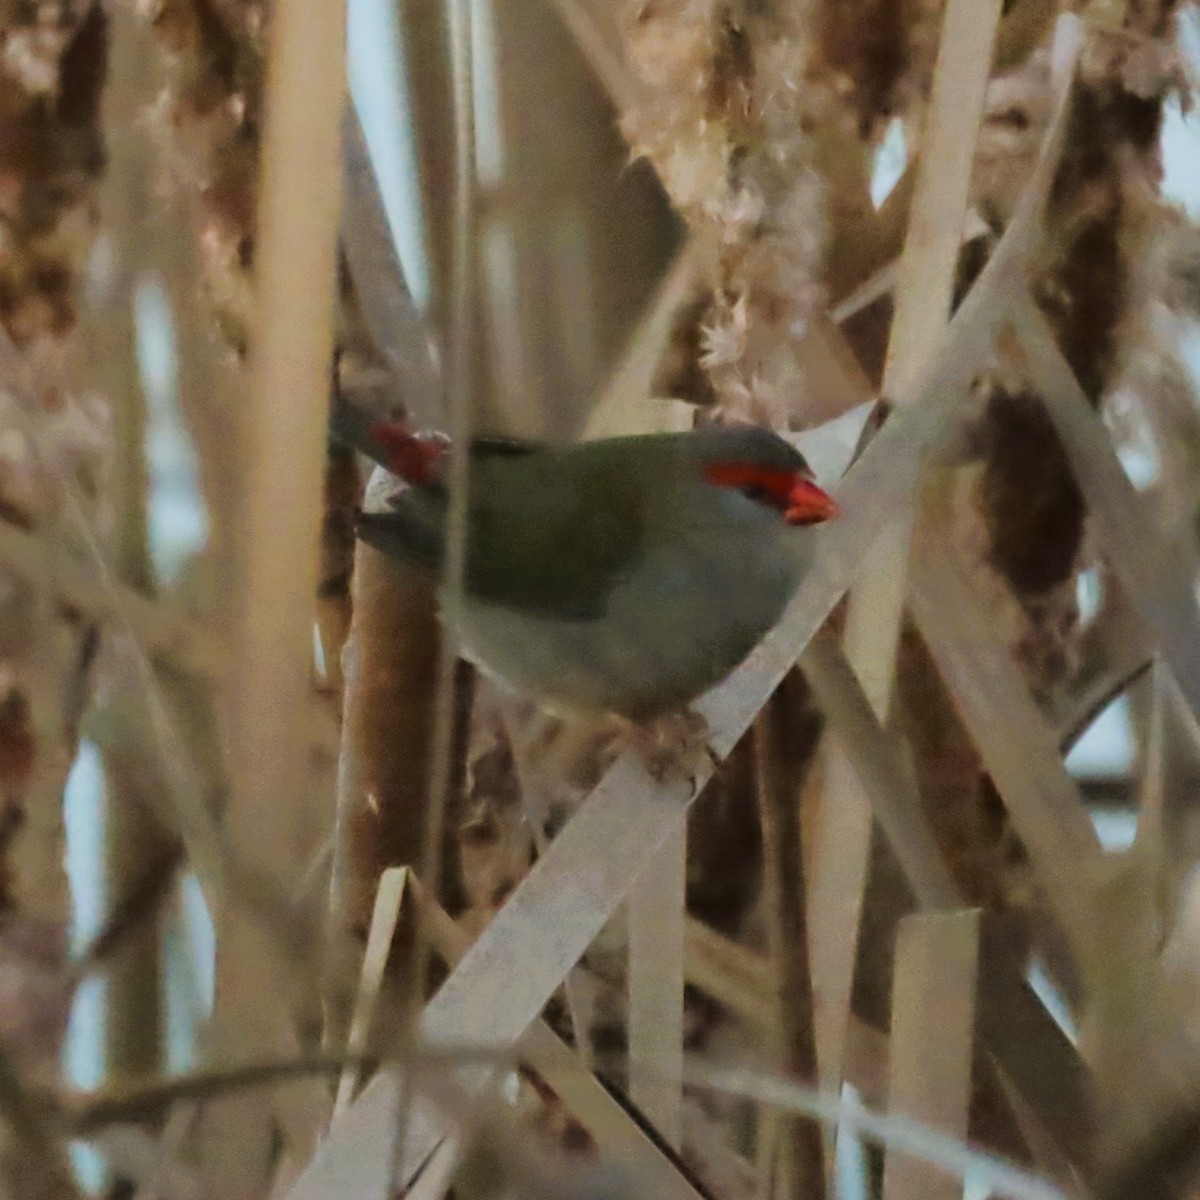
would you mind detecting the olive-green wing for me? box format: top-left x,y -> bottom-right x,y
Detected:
355,440 -> 647,621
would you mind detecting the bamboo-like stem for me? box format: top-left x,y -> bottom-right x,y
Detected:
87,0 -> 166,1091
882,910 -> 980,1200
389,0 -> 477,1180
405,0 -> 476,1040
628,826 -> 686,1149
754,674 -> 825,1200
807,0 -> 1003,1113
203,0 -> 347,1189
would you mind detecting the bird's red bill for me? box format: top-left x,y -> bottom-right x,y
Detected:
784,476 -> 839,526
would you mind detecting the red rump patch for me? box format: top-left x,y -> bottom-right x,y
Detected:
369,420 -> 448,485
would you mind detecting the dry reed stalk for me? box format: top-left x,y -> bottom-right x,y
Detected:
396,0 -> 453,330
541,0 -> 641,113
201,0 -> 346,1190
339,101 -> 443,432
404,0 -> 476,1029
80,0 -> 173,1097
881,910 -> 980,1200
325,485 -> 441,1050
807,0 -> 1002,1120
753,673 -> 824,1200
332,866 -> 409,1123
628,826 -> 686,1148
478,0 -> 671,438
0,508 -> 225,680
910,533 -> 1103,956
406,873 -> 707,1200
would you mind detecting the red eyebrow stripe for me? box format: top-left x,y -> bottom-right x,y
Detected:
703,461 -> 801,503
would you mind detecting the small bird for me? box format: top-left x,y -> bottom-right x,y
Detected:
353,422 -> 838,763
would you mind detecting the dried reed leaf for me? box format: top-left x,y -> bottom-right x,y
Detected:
882,910 -> 980,1200
0,520 -> 225,681
683,918 -> 775,1033
684,918 -> 891,1104
909,532 -> 1103,959
884,0 -> 1004,399
973,914 -> 1095,1180
679,1063 -> 1067,1200
1011,299 -> 1200,728
407,1135 -> 463,1200
413,877 -> 707,1200
307,874 -> 707,1200
581,244 -> 702,440
1047,577 -> 1152,753
800,630 -> 956,910
628,827 -> 686,1149
541,0 -> 642,112
341,102 -> 443,429
809,0 -> 1003,1110
333,867 -> 409,1122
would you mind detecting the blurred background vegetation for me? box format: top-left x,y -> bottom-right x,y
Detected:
1,1 -> 1200,1199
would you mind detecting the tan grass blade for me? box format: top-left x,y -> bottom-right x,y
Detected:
884,0 -> 1005,400
809,0 -> 1004,1116
680,1063 -> 1067,1200
882,911 -> 980,1200
1011,299 -> 1200,727
0,520 -> 225,682
409,875 -> 707,1200
683,919 -> 890,1105
581,243 -> 702,440
333,867 -> 410,1122
540,0 -> 642,113
341,101 -> 443,429
628,827 -> 686,1149
405,1136 -> 463,1200
800,631 -> 956,910
909,532 -> 1103,960
684,918 -> 776,1034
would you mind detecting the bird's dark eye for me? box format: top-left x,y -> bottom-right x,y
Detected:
740,484 -> 771,505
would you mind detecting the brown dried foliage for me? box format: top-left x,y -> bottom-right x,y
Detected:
145,0 -> 265,353
0,2 -> 106,346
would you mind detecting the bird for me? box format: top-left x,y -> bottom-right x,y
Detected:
351,420 -> 838,776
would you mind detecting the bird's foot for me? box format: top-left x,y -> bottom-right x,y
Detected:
626,708 -> 720,787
